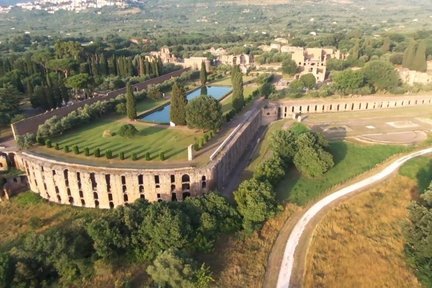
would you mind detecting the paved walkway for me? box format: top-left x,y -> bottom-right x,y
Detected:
276,147 -> 432,288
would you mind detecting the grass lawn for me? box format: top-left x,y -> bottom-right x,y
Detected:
399,156 -> 432,193
276,142 -> 407,205
46,118 -> 202,161
38,98 -> 202,162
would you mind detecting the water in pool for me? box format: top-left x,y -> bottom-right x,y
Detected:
140,86 -> 232,124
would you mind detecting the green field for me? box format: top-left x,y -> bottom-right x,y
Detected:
276,142 -> 407,205
40,98 -> 202,162
399,157 -> 432,193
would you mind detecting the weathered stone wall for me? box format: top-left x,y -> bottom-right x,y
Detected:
11,69 -> 188,139
278,95 -> 432,118
18,152 -> 213,209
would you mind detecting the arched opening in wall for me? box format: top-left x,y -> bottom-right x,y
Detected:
81,199 -> 86,206
351,103 -> 354,110
422,100 -> 425,104
139,186 -> 144,193
138,174 -> 144,185
344,103 -> 348,110
140,194 -> 145,199
52,170 -> 56,176
55,186 -> 59,194
154,175 -> 160,188
67,188 -> 71,196
157,193 -> 162,202
64,169 -> 69,187
123,194 -> 128,203
291,106 -> 294,112
358,103 -> 362,109
109,202 -> 114,209
408,100 -> 411,105
122,186 -> 127,193
182,192 -> 191,200
57,195 -> 61,202
299,106 -> 302,112
182,174 -> 190,191
365,103 -> 369,109
105,174 -> 111,192
172,193 -> 177,201
108,194 -> 113,201
79,190 -> 83,198
121,175 -> 126,185
336,104 -> 340,111
77,172 -> 82,189
95,200 -> 99,208
93,192 -> 99,200
314,105 -> 318,112
329,104 -> 332,111
69,196 -> 74,204
307,105 -> 310,112
171,184 -> 176,192
201,175 -> 207,189
321,105 -> 324,112
90,173 -> 97,190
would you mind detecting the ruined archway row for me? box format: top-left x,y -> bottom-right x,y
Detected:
279,96 -> 432,118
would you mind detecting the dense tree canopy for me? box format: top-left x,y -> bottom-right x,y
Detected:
231,65 -> 244,112
363,60 -> 400,91
185,95 -> 223,131
170,82 -> 188,125
126,81 -> 137,120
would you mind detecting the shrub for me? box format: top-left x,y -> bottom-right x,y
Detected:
102,129 -> 113,138
84,147 -> 90,156
204,133 -> 210,142
55,143 -> 60,150
45,139 -> 52,148
145,152 -> 151,161
64,145 -> 70,153
208,130 -> 215,138
94,148 -> 101,158
198,138 -> 205,149
119,152 -> 125,160
159,152 -> 165,161
118,124 -> 139,138
193,142 -> 199,151
29,216 -> 43,229
73,145 -> 79,154
106,150 -> 113,159
132,153 -> 138,161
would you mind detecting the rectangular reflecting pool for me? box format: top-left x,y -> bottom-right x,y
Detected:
140,86 -> 232,124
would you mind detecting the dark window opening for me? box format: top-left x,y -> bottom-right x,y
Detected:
172,193 -> 177,201
69,197 -> 74,204
93,192 -> 99,200
171,184 -> 176,192
81,199 -> 86,206
171,175 -> 175,183
57,195 -> 61,202
90,173 -> 97,189
181,174 -> 190,183
121,176 -> 126,185
140,194 -> 145,199
202,181 -> 207,189
138,175 -> 144,185
67,188 -> 71,196
182,183 -> 190,191
95,200 -> 99,208
155,175 -> 160,184
79,190 -> 84,198
55,186 -> 59,194
109,202 -> 114,209
123,194 -> 128,202
108,194 -> 113,201
139,185 -> 144,193
105,175 -> 111,192
182,192 -> 191,200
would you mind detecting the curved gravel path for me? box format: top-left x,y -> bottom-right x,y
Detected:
276,147 -> 432,288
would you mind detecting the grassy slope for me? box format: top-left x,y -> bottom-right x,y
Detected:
276,142 -> 407,204
304,175 -> 421,288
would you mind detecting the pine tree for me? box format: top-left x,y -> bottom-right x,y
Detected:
413,41 -> 427,72
200,61 -> 207,86
231,65 -> 244,112
170,82 -> 187,125
126,82 -> 137,120
381,37 -> 391,52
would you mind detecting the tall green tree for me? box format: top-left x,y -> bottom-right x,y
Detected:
200,61 -> 207,86
363,60 -> 400,91
231,65 -> 244,112
234,179 -> 280,232
413,41 -> 427,72
126,81 -> 137,120
185,95 -> 223,131
170,82 -> 188,125
402,41 -> 417,70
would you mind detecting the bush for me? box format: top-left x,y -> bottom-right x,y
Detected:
73,145 -> 79,154
102,129 -> 113,138
64,145 -> 70,153
45,139 -> 52,148
132,153 -> 138,161
29,216 -> 43,229
106,150 -> 113,159
119,152 -> 125,160
84,147 -> 90,156
118,124 -> 139,138
94,148 -> 101,158
198,138 -> 205,149
159,152 -> 165,161
55,143 -> 60,150
145,152 -> 151,161
204,133 -> 210,142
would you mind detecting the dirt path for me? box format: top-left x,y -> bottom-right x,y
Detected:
265,147 -> 432,288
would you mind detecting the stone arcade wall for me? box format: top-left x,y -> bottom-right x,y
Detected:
14,103 -> 264,209
16,153 -> 213,209
278,95 -> 432,118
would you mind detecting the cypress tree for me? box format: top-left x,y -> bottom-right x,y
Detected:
126,81 -> 137,120
170,82 -> 188,125
231,65 -> 244,112
139,56 -> 145,76
403,41 -> 417,70
413,41 -> 427,72
200,61 -> 207,86
381,37 -> 391,52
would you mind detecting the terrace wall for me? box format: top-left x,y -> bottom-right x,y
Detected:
11,68 -> 188,139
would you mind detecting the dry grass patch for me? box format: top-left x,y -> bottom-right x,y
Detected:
304,175 -> 421,288
202,204 -> 298,287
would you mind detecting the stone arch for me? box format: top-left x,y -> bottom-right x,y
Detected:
182,174 -> 190,191
201,175 -> 207,189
